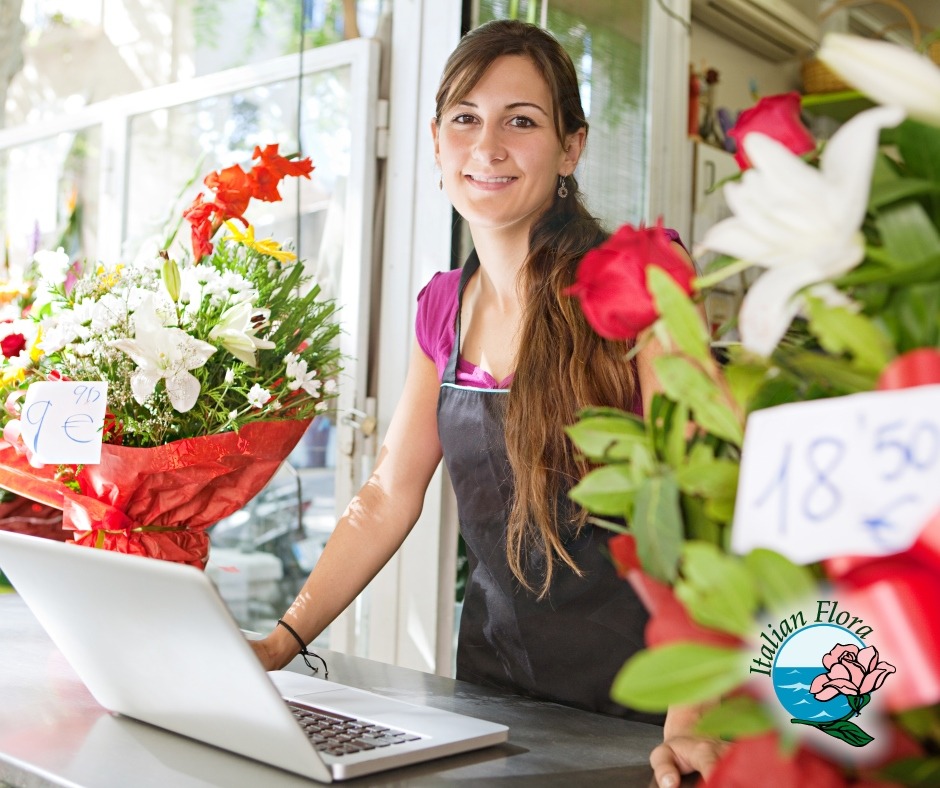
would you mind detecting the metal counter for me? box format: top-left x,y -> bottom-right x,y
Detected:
0,593 -> 664,787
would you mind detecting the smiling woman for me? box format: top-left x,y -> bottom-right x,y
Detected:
250,17 -> 716,788
432,54 -> 583,236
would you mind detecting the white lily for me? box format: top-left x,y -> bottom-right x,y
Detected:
110,295 -> 216,412
698,105 -> 905,356
818,33 -> 940,128
208,301 -> 276,367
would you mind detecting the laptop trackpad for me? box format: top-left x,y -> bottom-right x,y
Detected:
268,669 -> 343,696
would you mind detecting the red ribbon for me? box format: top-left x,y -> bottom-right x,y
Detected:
823,348 -> 940,711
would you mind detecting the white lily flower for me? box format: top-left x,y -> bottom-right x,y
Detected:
110,295 -> 216,412
698,105 -> 905,357
818,33 -> 940,127
208,301 -> 276,367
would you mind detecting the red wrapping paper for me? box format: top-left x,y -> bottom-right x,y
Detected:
0,495 -> 67,541
0,419 -> 310,567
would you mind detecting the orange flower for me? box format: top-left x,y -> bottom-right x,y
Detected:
248,144 -> 314,202
204,164 -> 253,218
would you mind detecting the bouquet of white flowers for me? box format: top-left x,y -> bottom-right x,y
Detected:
0,146 -> 341,566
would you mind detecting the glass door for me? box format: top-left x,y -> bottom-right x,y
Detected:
0,38 -> 382,650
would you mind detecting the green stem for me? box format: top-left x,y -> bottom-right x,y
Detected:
693,258 -> 754,290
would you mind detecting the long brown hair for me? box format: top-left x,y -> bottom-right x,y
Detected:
435,20 -> 638,597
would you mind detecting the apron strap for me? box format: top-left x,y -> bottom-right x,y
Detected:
442,250 -> 481,385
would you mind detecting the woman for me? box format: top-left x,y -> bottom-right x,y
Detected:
252,19 -> 721,787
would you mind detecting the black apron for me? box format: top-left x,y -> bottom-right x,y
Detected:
436,253 -> 662,722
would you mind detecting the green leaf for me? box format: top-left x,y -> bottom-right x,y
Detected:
611,642 -> 748,711
681,494 -> 722,544
676,457 -> 739,501
632,471 -> 683,582
812,719 -> 874,748
837,251 -> 940,288
803,296 -> 893,374
694,696 -> 775,739
565,414 -> 650,463
569,464 -> 635,517
704,496 -> 735,524
897,118 -> 940,222
648,266 -> 711,364
880,756 -> 940,787
875,199 -> 940,265
654,356 -> 744,445
675,541 -> 757,636
869,177 -> 940,210
774,348 -> 879,394
724,363 -> 768,412
744,550 -> 817,614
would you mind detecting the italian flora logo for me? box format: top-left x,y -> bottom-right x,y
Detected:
754,601 -> 896,748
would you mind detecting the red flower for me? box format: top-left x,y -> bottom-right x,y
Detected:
0,333 -> 26,358
248,144 -> 314,202
728,92 -> 816,170
701,732 -> 846,788
565,221 -> 694,341
182,193 -> 218,259
609,534 -> 740,649
204,164 -> 253,219
877,347 -> 940,390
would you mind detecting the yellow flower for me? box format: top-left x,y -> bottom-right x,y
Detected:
1,367 -> 24,385
29,327 -> 44,363
223,221 -> 296,262
95,263 -> 123,290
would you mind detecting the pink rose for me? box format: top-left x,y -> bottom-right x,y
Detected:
727,92 -> 816,170
565,221 -> 693,341
809,644 -> 896,701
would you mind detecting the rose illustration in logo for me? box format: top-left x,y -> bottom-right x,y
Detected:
793,643 -> 896,747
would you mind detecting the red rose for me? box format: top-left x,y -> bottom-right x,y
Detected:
728,92 -> 816,170
701,732 -> 846,788
565,222 -> 693,341
0,333 -> 26,358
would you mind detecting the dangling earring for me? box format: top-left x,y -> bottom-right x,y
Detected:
557,174 -> 568,199
439,175 -> 443,191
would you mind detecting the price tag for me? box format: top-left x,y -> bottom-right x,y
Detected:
731,385 -> 940,564
19,381 -> 108,465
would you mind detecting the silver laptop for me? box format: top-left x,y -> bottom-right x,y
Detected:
0,530 -> 508,782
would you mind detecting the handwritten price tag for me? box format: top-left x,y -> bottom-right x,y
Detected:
731,385 -> 940,564
20,382 -> 108,465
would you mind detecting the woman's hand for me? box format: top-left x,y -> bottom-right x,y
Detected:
247,636 -> 282,671
246,625 -> 302,672
649,704 -> 728,788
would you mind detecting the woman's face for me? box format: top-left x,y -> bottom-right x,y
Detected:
432,55 -> 584,238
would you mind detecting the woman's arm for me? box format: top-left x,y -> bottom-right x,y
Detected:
251,343 -> 444,669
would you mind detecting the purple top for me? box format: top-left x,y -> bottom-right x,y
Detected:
416,228 -> 684,389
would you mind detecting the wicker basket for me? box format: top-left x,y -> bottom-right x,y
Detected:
802,0 -> 934,95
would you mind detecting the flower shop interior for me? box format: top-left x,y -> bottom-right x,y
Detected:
1,1 -> 939,785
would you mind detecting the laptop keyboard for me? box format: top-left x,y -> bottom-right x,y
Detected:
289,703 -> 421,757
